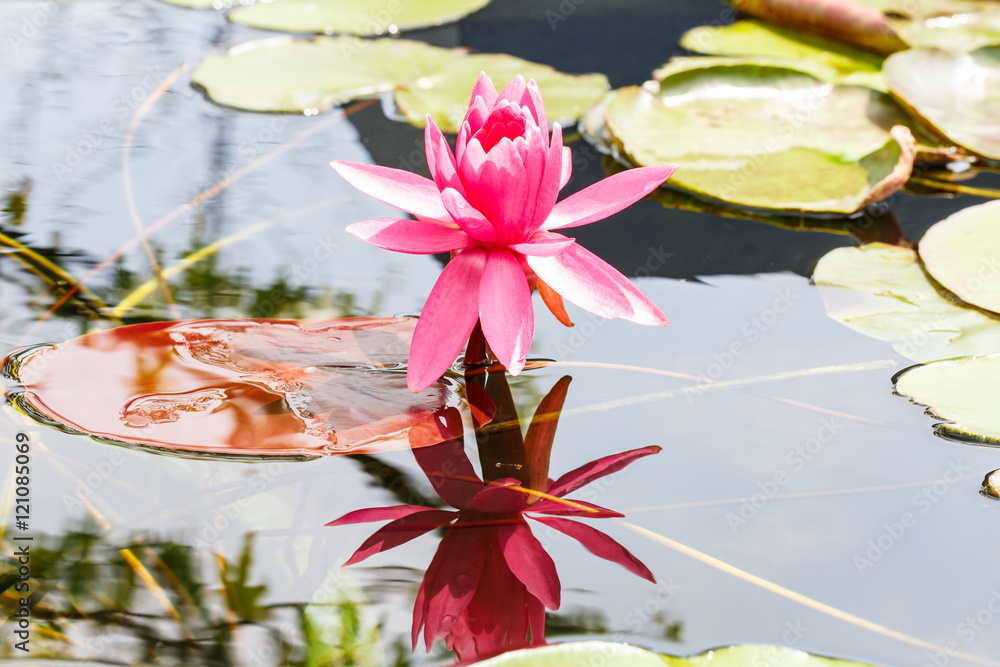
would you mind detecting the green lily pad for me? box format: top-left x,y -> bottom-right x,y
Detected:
392,53 -> 609,132
228,0 -> 491,36
190,37 -> 608,129
984,469 -> 1000,498
678,20 -> 885,89
814,243 -> 1000,362
918,200 -> 1000,315
601,62 -> 916,213
470,642 -> 873,667
884,47 -> 1000,160
894,354 -> 1000,445
854,0 -> 1000,51
191,37 -> 463,114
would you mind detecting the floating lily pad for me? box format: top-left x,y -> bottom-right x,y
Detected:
601,62 -> 916,213
884,47 -> 1000,160
679,20 -> 885,89
984,469 -> 1000,498
918,200 -> 1000,314
228,0 -> 491,36
814,243 -> 1000,361
470,641 -> 873,667
894,354 -> 1000,445
2,318 -> 460,459
191,37 -> 608,129
854,0 -> 1000,51
191,37 -> 464,114
392,53 -> 609,131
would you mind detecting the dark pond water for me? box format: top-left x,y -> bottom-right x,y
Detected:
1,0 -> 999,665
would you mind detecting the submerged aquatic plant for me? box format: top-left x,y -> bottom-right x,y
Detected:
332,73 -> 676,392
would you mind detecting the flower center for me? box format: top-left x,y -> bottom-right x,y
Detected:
475,104 -> 528,153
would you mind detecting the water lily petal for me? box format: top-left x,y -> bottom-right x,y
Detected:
425,116 -> 465,197
541,164 -> 677,231
347,218 -> 473,254
547,445 -> 662,498
522,79 -> 548,145
343,509 -> 458,565
408,248 -> 488,393
479,250 -> 533,376
330,160 -> 449,220
477,138 -> 528,245
531,123 -> 565,229
559,146 -> 572,190
458,137 -> 488,206
525,243 -> 633,321
510,233 -> 575,257
415,517 -> 489,651
327,505 -> 437,526
531,515 -> 655,583
527,498 -> 623,518
463,72 -> 498,135
499,75 -> 527,105
440,188 -> 496,245
472,478 -> 529,513
528,244 -> 668,326
498,518 -> 561,610
518,126 -> 547,230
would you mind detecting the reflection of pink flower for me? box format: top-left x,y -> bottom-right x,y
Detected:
331,73 -> 676,392
328,404 -> 659,661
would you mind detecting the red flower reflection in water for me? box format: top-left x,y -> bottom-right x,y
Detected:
328,376 -> 660,661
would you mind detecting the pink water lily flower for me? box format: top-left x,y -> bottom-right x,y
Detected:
331,73 -> 676,392
327,396 -> 660,661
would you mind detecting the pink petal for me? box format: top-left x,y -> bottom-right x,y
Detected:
476,139 -> 528,245
408,248 -> 488,393
527,244 -> 669,326
330,160 -> 449,221
509,233 -> 575,257
518,127 -> 547,228
522,79 -> 548,146
498,75 -> 527,105
498,518 -> 561,609
525,243 -> 632,321
343,509 -> 458,565
440,188 -> 496,245
531,515 -> 655,583
425,116 -> 465,197
416,517 -> 489,650
463,72 -> 498,134
530,123 -> 564,229
471,478 -> 529,513
541,164 -> 677,231
527,498 -> 623,518
479,250 -> 533,376
559,146 -> 572,190
457,138 -> 488,207
347,218 -> 473,254
547,445 -> 662,499
327,505 -> 437,526
413,437 -> 484,512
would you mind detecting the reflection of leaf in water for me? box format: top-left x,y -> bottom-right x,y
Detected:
893,354 -> 1000,446
3,318 -> 460,459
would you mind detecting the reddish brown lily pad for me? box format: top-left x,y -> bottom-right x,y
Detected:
3,318 -> 461,459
